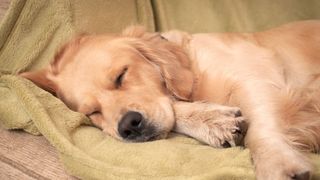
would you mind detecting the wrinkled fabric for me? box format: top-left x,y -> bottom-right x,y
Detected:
0,0 -> 319,179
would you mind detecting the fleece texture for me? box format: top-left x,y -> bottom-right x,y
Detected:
0,0 -> 319,179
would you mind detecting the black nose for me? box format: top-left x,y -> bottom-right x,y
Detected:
118,111 -> 144,140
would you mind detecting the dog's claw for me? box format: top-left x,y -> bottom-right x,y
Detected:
292,171 -> 310,180
222,141 -> 232,148
232,127 -> 242,134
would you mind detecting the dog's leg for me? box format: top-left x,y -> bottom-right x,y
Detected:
173,101 -> 247,148
237,82 -> 313,180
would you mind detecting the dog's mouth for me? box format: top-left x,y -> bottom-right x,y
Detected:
144,131 -> 168,142
123,127 -> 168,143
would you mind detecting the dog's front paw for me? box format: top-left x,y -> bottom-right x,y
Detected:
173,102 -> 248,148
199,108 -> 247,148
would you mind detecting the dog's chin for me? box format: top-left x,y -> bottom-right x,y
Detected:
122,131 -> 169,143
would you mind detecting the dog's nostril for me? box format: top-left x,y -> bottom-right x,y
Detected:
131,119 -> 141,127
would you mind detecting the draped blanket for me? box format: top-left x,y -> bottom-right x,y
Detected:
0,0 -> 319,179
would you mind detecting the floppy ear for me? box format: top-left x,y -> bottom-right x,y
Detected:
19,41 -> 69,95
19,35 -> 87,95
20,68 -> 57,94
123,26 -> 194,101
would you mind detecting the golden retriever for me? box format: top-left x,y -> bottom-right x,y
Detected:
21,20 -> 320,180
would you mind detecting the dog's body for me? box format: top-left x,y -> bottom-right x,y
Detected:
21,20 -> 320,180
164,20 -> 320,180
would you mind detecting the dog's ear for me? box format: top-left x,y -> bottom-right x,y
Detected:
123,27 -> 194,100
20,35 -> 86,95
20,68 -> 57,94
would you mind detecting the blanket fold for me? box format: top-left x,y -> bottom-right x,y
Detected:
0,0 -> 319,179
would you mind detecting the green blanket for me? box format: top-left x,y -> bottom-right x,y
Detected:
0,0 -> 320,179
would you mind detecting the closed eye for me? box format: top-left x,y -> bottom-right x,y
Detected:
115,67 -> 128,88
87,110 -> 101,117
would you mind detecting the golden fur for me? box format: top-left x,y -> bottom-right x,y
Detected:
21,20 -> 320,180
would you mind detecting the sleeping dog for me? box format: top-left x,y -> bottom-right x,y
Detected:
21,20 -> 320,180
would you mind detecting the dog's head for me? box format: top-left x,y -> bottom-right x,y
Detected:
21,27 -> 194,142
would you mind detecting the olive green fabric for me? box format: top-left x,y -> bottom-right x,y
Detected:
152,0 -> 320,33
0,0 -> 319,179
